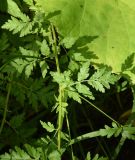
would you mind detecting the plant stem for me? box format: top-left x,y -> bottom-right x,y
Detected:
69,130 -> 100,146
0,76 -> 12,134
112,137 -> 126,160
79,95 -> 120,126
81,106 -> 109,158
51,24 -> 60,73
57,87 -> 63,150
51,24 -> 63,150
66,114 -> 75,160
116,92 -> 123,110
112,86 -> 135,160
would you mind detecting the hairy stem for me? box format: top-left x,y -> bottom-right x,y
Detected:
51,24 -> 63,150
0,76 -> 12,134
69,130 -> 100,146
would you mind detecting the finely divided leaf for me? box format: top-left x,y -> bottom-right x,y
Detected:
67,87 -> 81,103
11,47 -> 38,77
99,123 -> 122,138
0,145 -> 42,160
51,71 -> 72,88
40,121 -> 55,132
61,37 -> 76,49
2,16 -> 32,37
88,68 -> 118,93
7,0 -> 25,19
40,39 -> 50,57
23,0 -> 34,6
6,146 -> 30,160
121,53 -> 135,71
76,83 -> 94,100
78,62 -> 90,81
40,61 -> 48,78
24,144 -> 41,159
51,72 -> 65,84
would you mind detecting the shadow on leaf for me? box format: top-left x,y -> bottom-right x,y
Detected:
121,53 -> 135,72
46,10 -> 61,20
93,63 -> 113,71
68,36 -> 99,61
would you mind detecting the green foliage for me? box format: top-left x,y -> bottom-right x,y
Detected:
0,0 -> 135,159
99,123 -> 122,138
88,68 -> 119,93
0,34 -> 9,52
10,114 -> 24,128
85,152 -> 108,160
76,83 -> 93,100
38,0 -> 135,83
77,62 -> 90,82
40,121 -> 55,133
0,144 -> 42,160
67,87 -> 82,104
1,122 -> 135,160
6,0 -> 25,18
2,15 -> 32,37
51,64 -> 118,103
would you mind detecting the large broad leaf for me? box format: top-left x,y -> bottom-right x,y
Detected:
37,0 -> 135,83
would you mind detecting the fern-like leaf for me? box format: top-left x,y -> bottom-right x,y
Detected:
40,121 -> 55,132
40,61 -> 48,78
76,83 -> 94,100
67,87 -> 81,103
78,62 -> 90,81
88,68 -> 119,93
7,0 -> 25,19
2,16 -> 32,37
23,0 -> 34,6
51,71 -> 73,88
0,146 -> 31,160
0,145 -> 42,160
99,123 -> 122,138
40,39 -> 50,57
122,125 -> 135,140
61,37 -> 76,49
11,47 -> 38,77
24,144 -> 41,159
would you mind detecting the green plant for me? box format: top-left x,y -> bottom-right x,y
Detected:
0,0 -> 135,159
